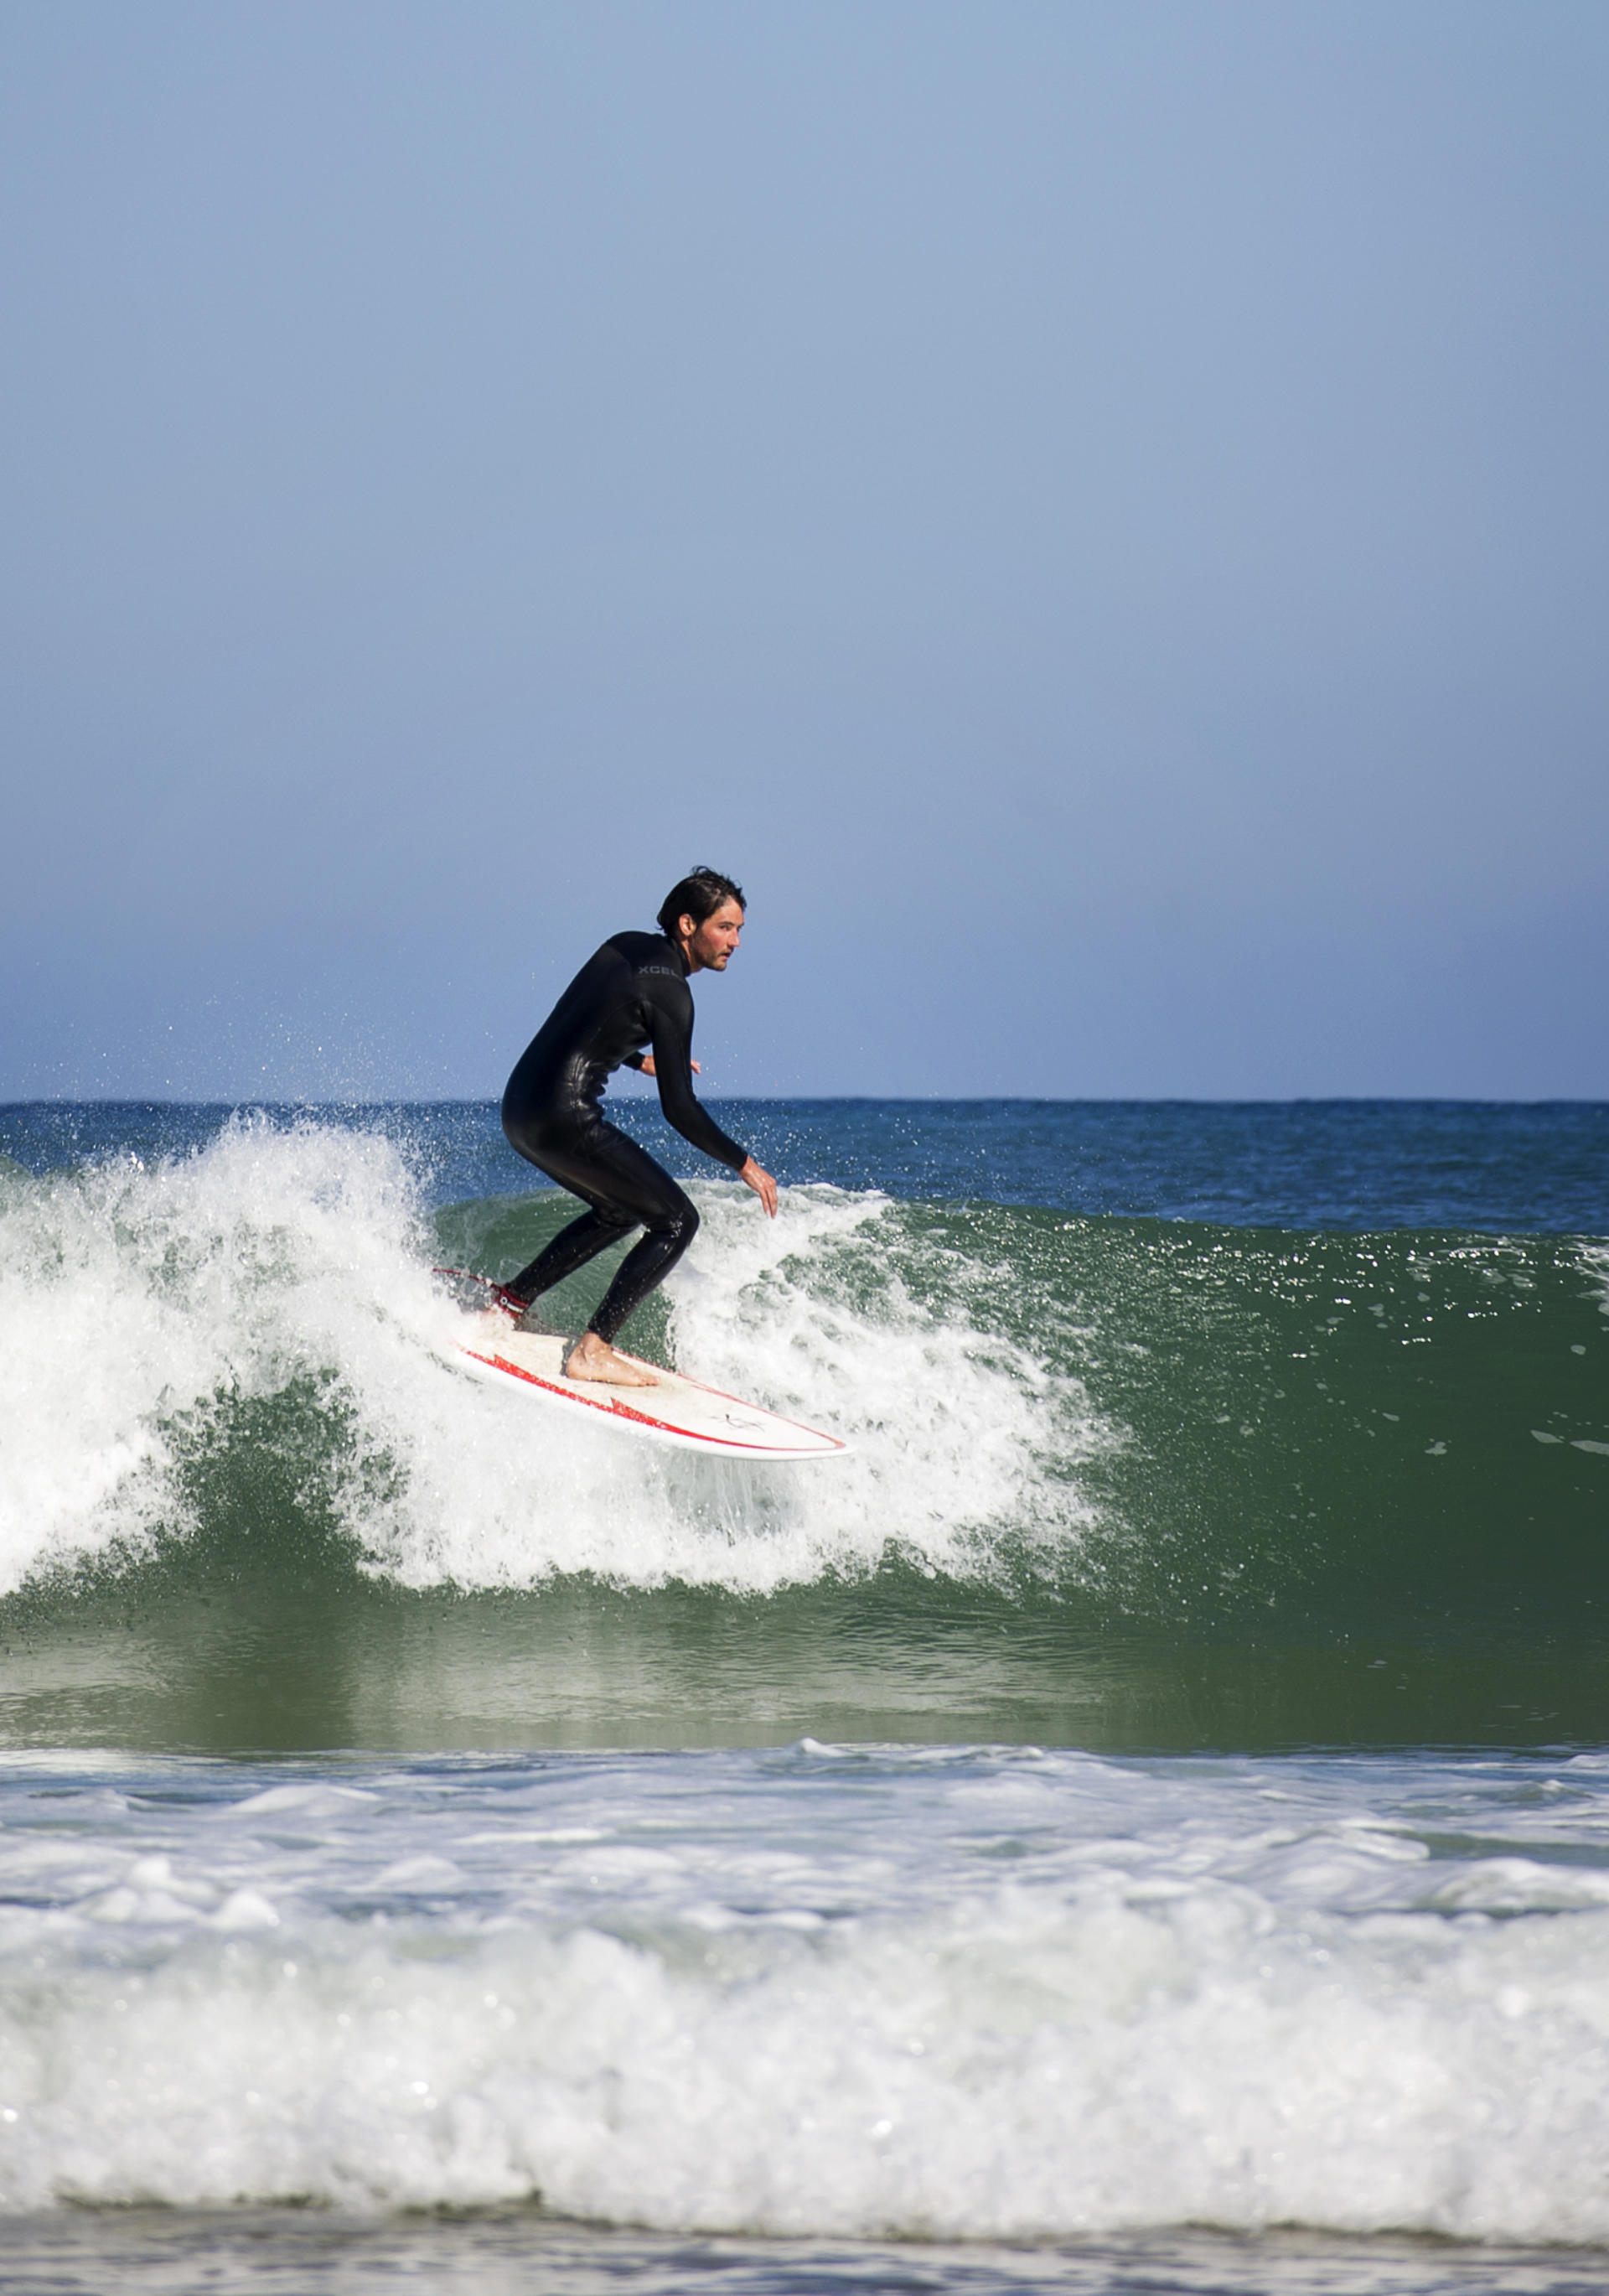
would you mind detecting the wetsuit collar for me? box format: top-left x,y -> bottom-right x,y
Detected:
664,934 -> 691,978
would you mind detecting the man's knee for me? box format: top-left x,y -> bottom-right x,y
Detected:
658,1191 -> 698,1246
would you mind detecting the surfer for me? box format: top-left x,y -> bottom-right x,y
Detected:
498,868 -> 778,1387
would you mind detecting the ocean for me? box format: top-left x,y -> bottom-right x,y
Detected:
1,1096 -> 1606,2293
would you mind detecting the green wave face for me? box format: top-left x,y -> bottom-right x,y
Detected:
1007,1209 -> 1609,1632
3,1125 -> 1606,1754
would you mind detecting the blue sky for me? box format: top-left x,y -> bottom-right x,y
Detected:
3,1 -> 1605,1100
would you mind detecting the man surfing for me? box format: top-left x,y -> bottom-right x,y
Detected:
497,868 -> 778,1387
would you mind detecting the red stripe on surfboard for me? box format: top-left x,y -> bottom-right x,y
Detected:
439,1266 -> 845,1450
461,1348 -> 841,1454
604,1351 -> 842,1443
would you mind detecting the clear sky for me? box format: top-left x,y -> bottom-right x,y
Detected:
3,1 -> 1605,1101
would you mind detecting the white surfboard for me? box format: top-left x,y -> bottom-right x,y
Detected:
439,1273 -> 846,1461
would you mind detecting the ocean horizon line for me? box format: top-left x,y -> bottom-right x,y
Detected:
5,1091 -> 1608,1112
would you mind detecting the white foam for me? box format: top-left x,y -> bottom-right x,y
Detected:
3,1747 -> 1609,2240
0,1122 -> 1107,1597
0,1121 -> 427,1594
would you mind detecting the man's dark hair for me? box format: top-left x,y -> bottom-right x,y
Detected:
657,868 -> 746,941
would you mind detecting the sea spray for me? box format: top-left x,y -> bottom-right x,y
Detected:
0,1119 -> 433,1595
0,1118 -> 1105,1603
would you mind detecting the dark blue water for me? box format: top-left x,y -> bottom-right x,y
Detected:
5,1098 -> 1606,1231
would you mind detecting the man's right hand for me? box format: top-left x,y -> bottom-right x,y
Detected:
740,1158 -> 779,1218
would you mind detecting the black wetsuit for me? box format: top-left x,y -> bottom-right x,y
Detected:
499,932 -> 749,1345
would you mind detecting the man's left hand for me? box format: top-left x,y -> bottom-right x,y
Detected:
740,1158 -> 779,1218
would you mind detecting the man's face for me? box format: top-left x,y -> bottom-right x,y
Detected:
681,899 -> 744,972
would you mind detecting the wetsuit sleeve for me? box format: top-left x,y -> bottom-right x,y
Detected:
644,977 -> 749,1172
621,1051 -> 647,1071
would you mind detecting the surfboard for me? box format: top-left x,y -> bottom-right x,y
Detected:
436,1271 -> 848,1461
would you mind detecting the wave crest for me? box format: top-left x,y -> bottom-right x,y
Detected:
0,1120 -> 1106,1599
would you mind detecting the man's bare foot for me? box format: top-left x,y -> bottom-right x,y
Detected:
564,1333 -> 660,1387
